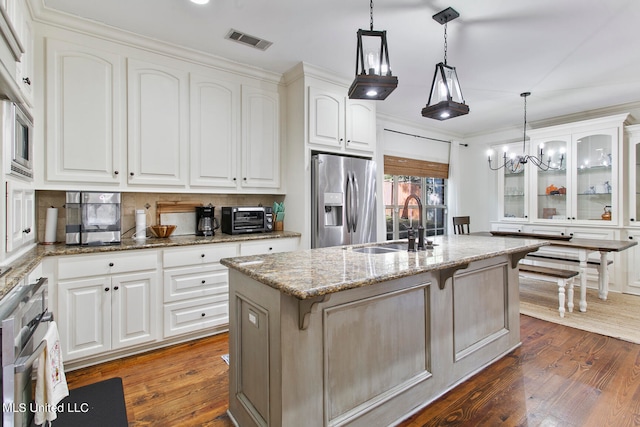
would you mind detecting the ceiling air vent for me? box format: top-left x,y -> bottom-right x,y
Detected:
225,29 -> 273,51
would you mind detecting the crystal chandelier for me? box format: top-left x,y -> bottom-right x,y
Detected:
487,92 -> 564,172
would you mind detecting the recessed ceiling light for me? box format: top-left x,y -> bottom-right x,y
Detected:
190,0 -> 209,4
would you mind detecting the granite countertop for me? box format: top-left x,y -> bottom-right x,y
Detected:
0,231 -> 301,300
220,235 -> 548,300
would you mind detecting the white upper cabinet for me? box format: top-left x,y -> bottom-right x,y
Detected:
240,85 -> 280,189
127,58 -> 189,187
308,86 -> 375,154
13,0 -> 32,105
5,179 -> 34,253
45,38 -> 124,184
189,73 -> 239,188
625,124 -> 640,225
493,141 -> 530,222
529,115 -> 626,226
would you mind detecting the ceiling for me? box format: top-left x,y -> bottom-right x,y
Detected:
41,0 -> 640,138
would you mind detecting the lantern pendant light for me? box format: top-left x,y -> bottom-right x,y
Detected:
421,7 -> 469,120
348,0 -> 398,100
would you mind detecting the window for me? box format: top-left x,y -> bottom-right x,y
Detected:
384,174 -> 447,240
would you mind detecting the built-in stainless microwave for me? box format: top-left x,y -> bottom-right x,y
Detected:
4,101 -> 33,180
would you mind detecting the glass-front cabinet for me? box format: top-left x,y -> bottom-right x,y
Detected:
626,124 -> 640,225
528,114 -> 626,226
495,142 -> 529,221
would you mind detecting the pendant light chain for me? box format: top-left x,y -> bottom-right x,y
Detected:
443,22 -> 448,65
522,93 -> 528,152
370,0 -> 374,30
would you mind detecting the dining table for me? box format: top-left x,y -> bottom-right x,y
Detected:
477,231 -> 638,312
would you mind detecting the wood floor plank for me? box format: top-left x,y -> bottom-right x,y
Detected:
63,315 -> 640,426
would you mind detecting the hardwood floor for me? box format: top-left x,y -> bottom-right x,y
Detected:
64,315 -> 640,426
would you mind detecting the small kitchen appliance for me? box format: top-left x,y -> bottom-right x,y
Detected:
221,206 -> 273,235
65,191 -> 121,245
196,205 -> 219,236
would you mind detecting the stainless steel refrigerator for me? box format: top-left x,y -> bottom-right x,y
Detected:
311,153 -> 377,248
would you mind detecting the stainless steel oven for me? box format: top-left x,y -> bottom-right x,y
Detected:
0,276 -> 51,427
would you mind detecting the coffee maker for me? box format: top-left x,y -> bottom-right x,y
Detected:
196,204 -> 219,236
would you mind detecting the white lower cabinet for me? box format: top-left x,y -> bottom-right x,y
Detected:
57,250 -> 160,361
624,230 -> 640,295
239,237 -> 300,256
162,243 -> 237,338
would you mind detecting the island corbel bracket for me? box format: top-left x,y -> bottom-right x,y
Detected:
509,249 -> 538,269
434,264 -> 469,290
299,294 -> 331,330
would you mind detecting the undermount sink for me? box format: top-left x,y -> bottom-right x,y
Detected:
352,243 -> 408,254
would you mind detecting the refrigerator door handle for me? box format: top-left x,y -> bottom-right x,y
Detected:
345,173 -> 351,232
351,173 -> 359,232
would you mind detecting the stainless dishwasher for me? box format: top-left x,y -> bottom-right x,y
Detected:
0,276 -> 52,427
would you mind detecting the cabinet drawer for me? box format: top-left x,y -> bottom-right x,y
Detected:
163,295 -> 228,337
163,265 -> 228,303
239,238 -> 299,256
163,244 -> 237,268
58,250 -> 158,280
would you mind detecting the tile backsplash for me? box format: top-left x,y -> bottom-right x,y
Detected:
36,190 -> 285,243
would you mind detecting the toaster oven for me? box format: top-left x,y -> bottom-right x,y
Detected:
221,206 -> 273,235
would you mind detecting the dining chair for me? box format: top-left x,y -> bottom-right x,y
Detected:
452,216 -> 470,234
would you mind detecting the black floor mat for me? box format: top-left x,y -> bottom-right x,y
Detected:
49,377 -> 128,427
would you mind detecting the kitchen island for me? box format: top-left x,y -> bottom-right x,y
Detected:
221,235 -> 547,427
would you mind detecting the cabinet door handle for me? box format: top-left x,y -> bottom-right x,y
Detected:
22,228 -> 31,234
113,286 -> 119,291
105,287 -> 110,292
109,262 -> 114,267
22,77 -> 31,85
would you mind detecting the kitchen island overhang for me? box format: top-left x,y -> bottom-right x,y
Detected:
221,235 -> 547,427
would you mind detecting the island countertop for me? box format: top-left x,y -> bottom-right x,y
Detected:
220,234 -> 548,300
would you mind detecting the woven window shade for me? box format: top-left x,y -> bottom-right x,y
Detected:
384,155 -> 449,179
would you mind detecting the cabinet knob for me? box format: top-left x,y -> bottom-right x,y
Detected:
114,170 -> 119,175
105,287 -> 110,292
243,177 -> 247,181
201,254 -> 205,258
201,280 -> 206,284
630,236 -> 634,240
130,172 -> 134,176
570,233 -> 574,236
632,218 -> 636,222
109,262 -> 114,267
269,247 -> 273,251
22,77 -> 31,85
22,228 -> 31,234
114,286 -> 119,290
561,232 -> 565,235
201,313 -> 206,317
233,177 -> 237,181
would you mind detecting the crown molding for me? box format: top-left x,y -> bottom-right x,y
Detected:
27,0 -> 283,85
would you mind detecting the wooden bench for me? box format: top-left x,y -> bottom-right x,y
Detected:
525,252 -> 613,268
518,264 -> 579,318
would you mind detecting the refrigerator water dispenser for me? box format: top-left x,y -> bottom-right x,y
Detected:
324,192 -> 343,226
